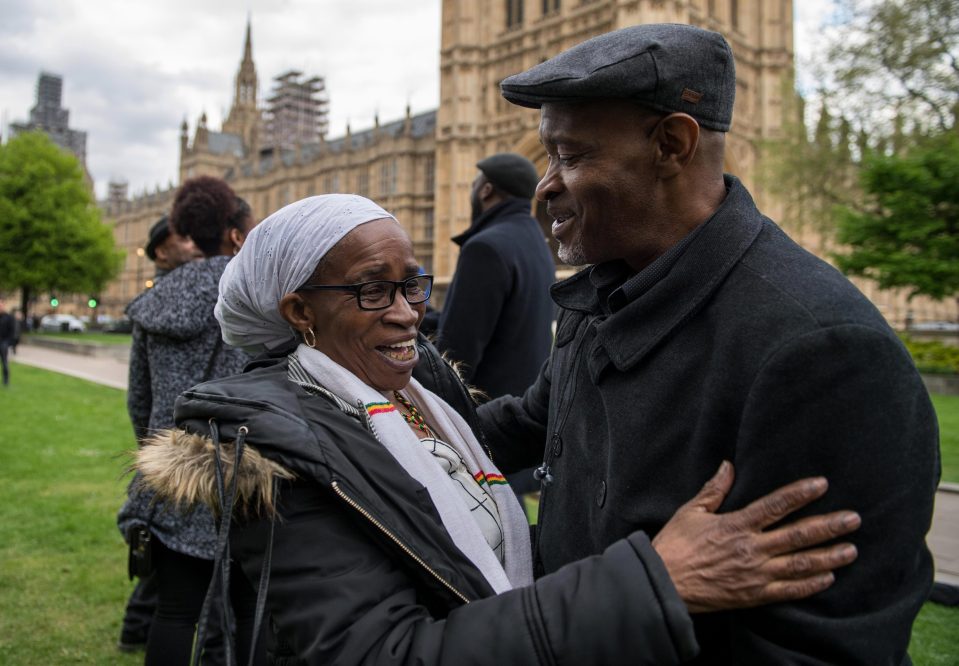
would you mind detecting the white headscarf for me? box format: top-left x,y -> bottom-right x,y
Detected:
215,194 -> 396,353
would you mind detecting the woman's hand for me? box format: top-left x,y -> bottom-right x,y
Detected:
652,461 -> 861,613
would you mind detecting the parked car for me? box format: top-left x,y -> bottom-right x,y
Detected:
39,314 -> 87,333
102,315 -> 133,334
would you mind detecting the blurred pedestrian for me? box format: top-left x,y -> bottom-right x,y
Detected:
435,153 -> 555,399
117,177 -> 256,665
146,214 -> 203,278
0,300 -> 16,386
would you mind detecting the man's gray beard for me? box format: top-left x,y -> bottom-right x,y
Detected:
558,240 -> 587,266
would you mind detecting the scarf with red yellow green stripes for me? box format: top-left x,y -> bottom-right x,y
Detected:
295,345 -> 533,593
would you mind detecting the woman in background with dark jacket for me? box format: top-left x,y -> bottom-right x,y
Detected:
118,175 -> 256,665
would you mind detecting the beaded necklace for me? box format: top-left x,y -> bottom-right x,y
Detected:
393,391 -> 435,437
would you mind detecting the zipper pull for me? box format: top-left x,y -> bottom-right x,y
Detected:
533,463 -> 553,486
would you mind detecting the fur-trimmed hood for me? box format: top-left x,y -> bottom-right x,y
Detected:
134,429 -> 294,518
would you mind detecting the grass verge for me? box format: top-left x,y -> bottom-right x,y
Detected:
0,362 -> 140,665
910,601 -> 959,665
931,393 -> 959,484
25,331 -> 133,346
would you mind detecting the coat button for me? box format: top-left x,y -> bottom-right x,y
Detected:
597,480 -> 607,507
551,434 -> 563,457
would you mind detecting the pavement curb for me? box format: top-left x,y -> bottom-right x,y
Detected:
22,335 -> 130,361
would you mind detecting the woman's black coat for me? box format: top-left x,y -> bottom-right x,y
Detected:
141,337 -> 699,665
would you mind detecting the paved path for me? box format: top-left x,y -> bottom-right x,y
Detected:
9,342 -> 959,587
11,342 -> 128,390
931,487 -> 959,587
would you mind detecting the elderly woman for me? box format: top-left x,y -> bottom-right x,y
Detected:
135,195 -> 859,665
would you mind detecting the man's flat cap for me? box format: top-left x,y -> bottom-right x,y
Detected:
501,23 -> 735,132
145,215 -> 171,261
477,153 -> 540,199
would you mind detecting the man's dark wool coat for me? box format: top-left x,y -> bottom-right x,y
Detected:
437,197 -> 555,399
479,176 -> 940,665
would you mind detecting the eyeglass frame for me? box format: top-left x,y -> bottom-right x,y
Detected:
296,274 -> 434,311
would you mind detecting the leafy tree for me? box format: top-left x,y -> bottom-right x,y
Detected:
764,0 -> 958,206
0,131 -> 122,319
826,0 -> 958,135
834,132 -> 959,302
762,0 -> 958,307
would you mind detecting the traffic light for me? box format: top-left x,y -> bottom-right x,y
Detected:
50,295 -> 59,308
88,296 -> 99,308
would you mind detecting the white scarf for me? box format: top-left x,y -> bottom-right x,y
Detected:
295,344 -> 533,593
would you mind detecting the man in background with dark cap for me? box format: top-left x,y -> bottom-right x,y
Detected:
435,153 -> 555,400
477,23 -> 938,664
117,215 -> 199,653
144,215 -> 201,279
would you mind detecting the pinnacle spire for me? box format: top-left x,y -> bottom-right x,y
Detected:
243,14 -> 253,65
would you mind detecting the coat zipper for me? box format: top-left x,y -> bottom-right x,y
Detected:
330,480 -> 471,605
535,316 -> 594,489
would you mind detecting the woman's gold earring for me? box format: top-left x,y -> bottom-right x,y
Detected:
303,327 -> 317,348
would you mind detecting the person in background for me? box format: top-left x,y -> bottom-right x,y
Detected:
146,215 -> 203,278
0,300 -> 17,386
478,23 -> 940,664
435,153 -> 555,400
117,177 -> 256,665
116,215 -> 202,653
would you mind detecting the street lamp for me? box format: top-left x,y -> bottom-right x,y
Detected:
135,247 -> 144,295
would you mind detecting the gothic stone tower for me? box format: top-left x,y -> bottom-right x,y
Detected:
222,18 -> 261,150
179,19 -> 261,183
434,0 -> 793,279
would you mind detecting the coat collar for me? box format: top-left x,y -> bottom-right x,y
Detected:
551,176 -> 765,378
451,198 -> 532,246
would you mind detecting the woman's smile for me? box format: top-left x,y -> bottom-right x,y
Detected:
376,337 -> 418,364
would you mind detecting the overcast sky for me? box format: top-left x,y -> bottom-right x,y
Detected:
1,0 -> 836,200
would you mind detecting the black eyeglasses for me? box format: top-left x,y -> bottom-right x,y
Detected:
297,275 -> 433,311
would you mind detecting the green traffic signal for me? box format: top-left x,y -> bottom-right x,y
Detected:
88,297 -> 98,308
50,296 -> 59,307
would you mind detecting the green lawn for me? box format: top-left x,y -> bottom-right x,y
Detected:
911,601 -> 959,665
931,393 -> 959,484
0,362 -> 956,664
26,331 -> 133,346
0,363 -> 140,665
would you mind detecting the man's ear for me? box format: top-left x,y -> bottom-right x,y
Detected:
279,293 -> 314,333
479,180 -> 496,203
653,113 -> 700,178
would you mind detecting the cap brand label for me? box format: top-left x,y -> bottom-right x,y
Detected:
681,88 -> 703,104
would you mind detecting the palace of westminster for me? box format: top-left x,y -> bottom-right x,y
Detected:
21,0 -> 957,325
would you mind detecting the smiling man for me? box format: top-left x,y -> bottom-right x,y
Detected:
477,23 -> 939,665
